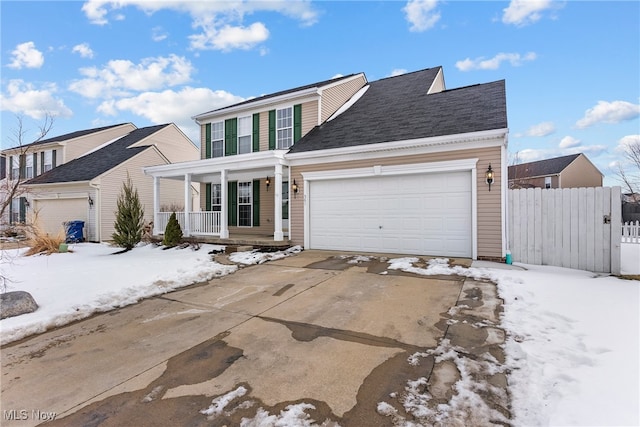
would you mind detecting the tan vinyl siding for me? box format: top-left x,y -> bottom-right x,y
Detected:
97,148 -> 183,241
63,124 -> 136,163
560,155 -> 603,188
320,75 -> 367,122
200,124 -> 207,159
290,146 -> 503,259
129,124 -> 198,164
300,101 -> 318,137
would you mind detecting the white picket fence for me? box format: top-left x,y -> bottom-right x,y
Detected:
622,221 -> 640,244
508,187 -> 621,274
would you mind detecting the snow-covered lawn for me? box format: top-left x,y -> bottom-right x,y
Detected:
1,243 -> 638,426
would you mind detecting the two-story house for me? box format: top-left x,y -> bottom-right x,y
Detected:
144,66 -> 509,261
3,123 -> 198,241
508,153 -> 603,189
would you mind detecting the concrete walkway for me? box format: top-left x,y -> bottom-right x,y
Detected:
1,250 -> 511,426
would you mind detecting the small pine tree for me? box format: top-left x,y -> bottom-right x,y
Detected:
112,174 -> 145,250
162,212 -> 183,247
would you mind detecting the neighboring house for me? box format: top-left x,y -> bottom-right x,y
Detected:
144,66 -> 509,261
2,123 -> 136,229
8,123 -> 198,241
508,153 -> 603,189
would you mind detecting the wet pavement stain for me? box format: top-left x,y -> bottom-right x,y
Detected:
272,283 -> 295,296
258,316 -> 424,352
46,332 -> 244,427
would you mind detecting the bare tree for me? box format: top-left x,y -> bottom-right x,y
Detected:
615,139 -> 640,194
0,113 -> 55,224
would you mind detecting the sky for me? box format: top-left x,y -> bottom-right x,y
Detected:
0,0 -> 639,187
1,242 -> 638,425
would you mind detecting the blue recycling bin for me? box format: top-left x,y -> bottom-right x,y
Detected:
65,220 -> 85,243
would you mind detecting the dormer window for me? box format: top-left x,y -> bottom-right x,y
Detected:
276,107 -> 293,149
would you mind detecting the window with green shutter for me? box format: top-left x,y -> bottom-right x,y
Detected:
252,179 -> 260,227
205,123 -> 211,159
252,113 -> 260,152
294,104 -> 302,143
228,181 -> 237,226
205,183 -> 212,210
268,110 -> 276,150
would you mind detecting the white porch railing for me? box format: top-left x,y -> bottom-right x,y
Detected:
622,221 -> 640,244
156,211 -> 221,236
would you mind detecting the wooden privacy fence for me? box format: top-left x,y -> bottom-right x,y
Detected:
508,187 -> 621,274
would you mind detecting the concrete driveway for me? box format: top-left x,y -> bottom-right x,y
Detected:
1,250 -> 510,426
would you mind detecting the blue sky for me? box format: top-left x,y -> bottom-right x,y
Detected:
1,1 -> 638,185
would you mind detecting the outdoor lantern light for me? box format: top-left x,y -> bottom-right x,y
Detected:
88,196 -> 94,207
265,176 -> 271,191
486,164 -> 494,191
24,199 -> 30,208
292,180 -> 299,197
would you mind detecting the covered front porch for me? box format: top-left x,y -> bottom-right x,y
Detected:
144,151 -> 293,243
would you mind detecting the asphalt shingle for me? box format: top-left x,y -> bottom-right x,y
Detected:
507,153 -> 581,179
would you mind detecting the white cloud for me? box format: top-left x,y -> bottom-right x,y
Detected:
190,23 -> 269,52
403,0 -> 441,32
8,42 -> 44,69
616,134 -> 640,152
72,43 -> 95,59
559,135 -> 580,149
97,87 -> 244,142
0,79 -> 72,119
152,26 -> 168,42
575,100 -> 640,129
69,55 -> 194,99
525,121 -> 556,137
389,69 -> 408,77
82,1 -> 318,52
502,0 -> 554,26
455,52 -> 536,71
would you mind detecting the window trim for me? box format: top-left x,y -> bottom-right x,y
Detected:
276,106 -> 293,149
43,150 -> 53,172
211,121 -> 224,158
237,115 -> 253,155
237,181 -> 253,227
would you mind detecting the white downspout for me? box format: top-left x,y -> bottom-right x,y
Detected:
274,163 -> 283,241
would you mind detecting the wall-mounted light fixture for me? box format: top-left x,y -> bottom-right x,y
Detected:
265,176 -> 271,191
292,179 -> 299,198
485,164 -> 494,191
88,196 -> 94,207
24,199 -> 30,208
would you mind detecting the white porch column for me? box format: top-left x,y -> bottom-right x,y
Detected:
184,173 -> 192,236
274,164 -> 284,241
220,169 -> 229,238
153,176 -> 160,235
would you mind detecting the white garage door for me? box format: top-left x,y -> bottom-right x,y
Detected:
34,198 -> 87,238
309,171 -> 472,257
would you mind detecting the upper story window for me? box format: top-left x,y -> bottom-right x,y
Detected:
544,176 -> 551,189
276,107 -> 293,149
25,154 -> 33,179
237,116 -> 252,154
43,150 -> 53,172
11,155 -> 19,180
211,122 -> 224,158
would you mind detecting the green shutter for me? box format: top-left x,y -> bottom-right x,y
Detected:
19,155 -> 25,179
225,118 -> 237,156
268,110 -> 276,150
33,153 -> 37,176
228,181 -> 237,226
40,152 -> 45,174
294,104 -> 302,143
205,183 -> 212,211
9,156 -> 13,179
205,123 -> 212,158
253,179 -> 260,227
52,150 -> 57,168
252,113 -> 260,152
8,198 -> 12,224
19,197 -> 26,223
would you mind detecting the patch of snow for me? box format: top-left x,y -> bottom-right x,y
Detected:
229,245 -> 303,265
201,385 -> 248,417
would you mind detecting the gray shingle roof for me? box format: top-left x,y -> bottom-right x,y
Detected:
197,73 -> 361,117
508,153 -> 581,179
288,67 -> 507,153
10,123 -> 130,150
25,124 -> 168,185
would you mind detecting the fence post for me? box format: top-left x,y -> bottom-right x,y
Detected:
610,186 -> 622,275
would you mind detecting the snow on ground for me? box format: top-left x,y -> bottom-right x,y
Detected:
0,242 -> 239,345
1,245 -> 638,426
